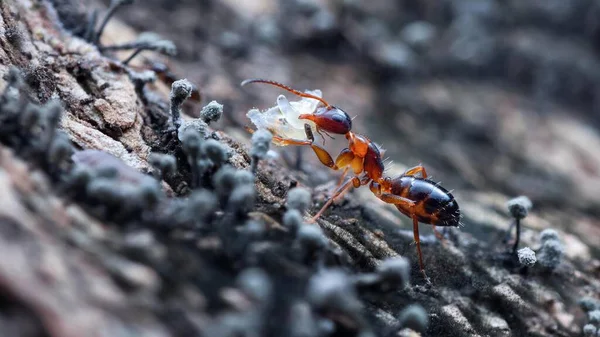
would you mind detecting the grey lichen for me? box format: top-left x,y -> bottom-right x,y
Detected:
397,304 -> 429,333
178,119 -> 209,142
178,122 -> 230,189
234,170 -> 255,186
307,269 -> 362,313
200,100 -> 223,125
517,247 -> 537,267
70,150 -> 165,224
170,79 -> 193,130
537,229 -> 564,270
0,67 -> 74,177
539,228 -> 559,242
180,127 -> 203,188
148,152 -> 177,181
295,224 -> 328,265
187,189 -> 218,223
202,139 -> 228,167
583,324 -> 597,336
506,195 -> 532,219
213,165 -> 238,205
286,187 -> 312,213
354,256 -> 411,294
127,69 -> 157,92
227,184 -> 256,216
283,209 -> 304,234
377,257 -> 411,288
589,310 -> 600,324
237,268 -> 272,304
505,195 -> 533,253
250,129 -> 273,174
579,297 -> 600,312
288,302 -> 319,337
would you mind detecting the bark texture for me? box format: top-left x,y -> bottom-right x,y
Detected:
1,1 -> 599,337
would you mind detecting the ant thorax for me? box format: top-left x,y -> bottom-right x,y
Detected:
246,90 -> 325,145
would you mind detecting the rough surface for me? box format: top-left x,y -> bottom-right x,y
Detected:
1,0 -> 599,337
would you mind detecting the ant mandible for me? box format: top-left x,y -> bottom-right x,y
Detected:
241,79 -> 461,281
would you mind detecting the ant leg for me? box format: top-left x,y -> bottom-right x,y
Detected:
335,167 -> 350,190
308,176 -> 361,223
267,133 -> 337,169
315,128 -> 331,145
377,193 -> 431,282
309,143 -> 336,168
310,148 -> 362,221
270,135 -> 313,147
328,149 -> 354,192
403,164 -> 428,179
412,215 -> 430,283
320,129 -> 336,140
302,124 -> 339,168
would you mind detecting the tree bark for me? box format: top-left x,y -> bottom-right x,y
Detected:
0,1 -> 599,337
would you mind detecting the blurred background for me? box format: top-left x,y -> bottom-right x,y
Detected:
90,0 -> 600,255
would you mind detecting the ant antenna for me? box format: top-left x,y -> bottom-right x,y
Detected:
241,78 -> 332,109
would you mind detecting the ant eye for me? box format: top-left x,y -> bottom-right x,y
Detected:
332,114 -> 345,123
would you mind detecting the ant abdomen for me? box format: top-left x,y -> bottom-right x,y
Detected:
391,177 -> 460,227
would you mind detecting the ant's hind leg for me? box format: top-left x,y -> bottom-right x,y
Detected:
403,164 -> 428,179
377,193 -> 431,283
412,215 -> 431,283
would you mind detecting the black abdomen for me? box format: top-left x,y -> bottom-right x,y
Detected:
391,177 -> 460,227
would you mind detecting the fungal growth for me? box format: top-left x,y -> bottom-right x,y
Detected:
517,247 -> 537,267
505,195 -> 533,253
537,229 -> 563,270
169,79 -> 194,130
199,100 -> 224,125
250,129 -> 273,174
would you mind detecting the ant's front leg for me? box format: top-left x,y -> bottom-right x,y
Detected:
302,124 -> 338,169
269,134 -> 314,147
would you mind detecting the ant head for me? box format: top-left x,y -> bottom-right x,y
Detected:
308,106 -> 352,135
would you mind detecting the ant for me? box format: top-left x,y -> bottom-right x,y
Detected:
241,79 -> 461,281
